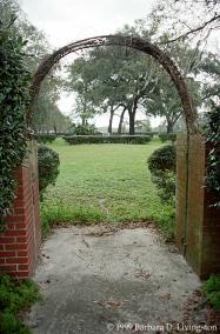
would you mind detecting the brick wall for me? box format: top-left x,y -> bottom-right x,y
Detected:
176,134 -> 220,279
0,141 -> 41,279
176,134 -> 188,255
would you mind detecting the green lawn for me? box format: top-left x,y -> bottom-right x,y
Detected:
41,138 -> 175,236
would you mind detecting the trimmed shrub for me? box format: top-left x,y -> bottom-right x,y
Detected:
151,172 -> 176,203
38,146 -> 60,197
63,135 -> 152,145
147,145 -> 176,203
148,145 -> 176,175
158,133 -> 177,143
35,134 -> 57,144
69,124 -> 101,135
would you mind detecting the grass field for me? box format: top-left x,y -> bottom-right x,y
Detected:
41,138 -> 175,237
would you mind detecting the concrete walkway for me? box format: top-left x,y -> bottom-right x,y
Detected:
26,226 -> 201,333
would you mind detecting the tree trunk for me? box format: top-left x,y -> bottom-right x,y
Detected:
108,107 -> 114,134
128,99 -> 138,135
129,111 -> 135,135
118,107 -> 126,134
166,119 -> 174,134
82,116 -> 86,127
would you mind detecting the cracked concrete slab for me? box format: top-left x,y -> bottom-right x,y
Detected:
26,226 -> 201,333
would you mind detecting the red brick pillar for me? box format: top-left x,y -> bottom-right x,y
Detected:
0,141 -> 41,279
176,134 -> 220,279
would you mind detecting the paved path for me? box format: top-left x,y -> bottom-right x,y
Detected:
26,226 -> 201,333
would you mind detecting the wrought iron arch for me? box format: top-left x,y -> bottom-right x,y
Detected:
30,34 -> 199,134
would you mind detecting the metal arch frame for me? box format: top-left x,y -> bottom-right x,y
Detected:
29,34 -> 201,254
29,34 -> 199,134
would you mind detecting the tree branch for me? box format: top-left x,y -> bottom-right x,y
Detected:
163,13 -> 220,44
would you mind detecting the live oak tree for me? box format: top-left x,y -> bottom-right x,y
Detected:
199,53 -> 220,103
143,42 -> 202,134
145,73 -> 201,134
66,48 -> 126,133
151,0 -> 220,45
66,57 -> 94,126
67,44 -> 160,135
66,14 -> 206,135
1,0 -> 71,134
0,0 -> 49,73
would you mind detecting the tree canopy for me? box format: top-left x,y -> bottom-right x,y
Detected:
65,24 -> 204,134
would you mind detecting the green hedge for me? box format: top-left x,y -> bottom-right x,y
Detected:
63,135 -> 152,145
0,16 -> 31,222
158,133 -> 177,143
34,134 -> 57,144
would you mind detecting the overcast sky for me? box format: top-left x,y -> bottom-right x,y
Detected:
19,0 -> 154,49
18,0 -> 161,128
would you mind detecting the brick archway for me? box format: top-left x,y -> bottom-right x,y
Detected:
6,34 -> 220,280
29,34 -> 199,134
